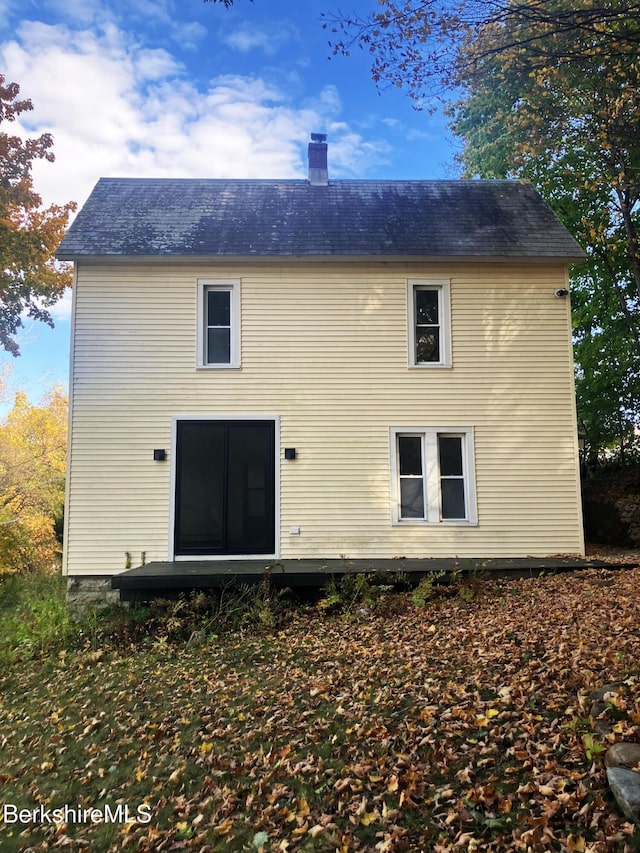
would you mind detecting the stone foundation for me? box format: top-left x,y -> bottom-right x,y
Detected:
66,576 -> 121,619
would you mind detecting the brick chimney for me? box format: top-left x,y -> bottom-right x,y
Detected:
308,133 -> 328,186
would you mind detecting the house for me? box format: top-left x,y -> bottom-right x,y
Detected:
57,135 -> 586,608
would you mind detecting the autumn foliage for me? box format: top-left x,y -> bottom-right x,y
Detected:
0,75 -> 75,356
0,385 -> 68,573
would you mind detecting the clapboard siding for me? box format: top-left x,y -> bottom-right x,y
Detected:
64,260 -> 583,576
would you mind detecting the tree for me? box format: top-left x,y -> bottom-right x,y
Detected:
446,2 -> 640,460
0,385 -> 68,573
325,1 -> 640,461
0,76 -> 76,356
323,1 -> 640,102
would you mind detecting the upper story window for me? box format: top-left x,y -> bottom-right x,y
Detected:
390,427 -> 477,525
408,279 -> 451,368
197,279 -> 241,368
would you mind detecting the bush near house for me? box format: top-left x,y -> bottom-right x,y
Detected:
0,572 -> 74,664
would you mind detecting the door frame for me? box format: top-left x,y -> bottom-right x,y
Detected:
169,415 -> 280,561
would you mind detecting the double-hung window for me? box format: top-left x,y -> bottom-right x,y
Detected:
408,279 -> 451,367
391,427 -> 477,524
197,279 -> 241,368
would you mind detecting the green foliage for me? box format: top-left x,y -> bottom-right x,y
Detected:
0,569 -> 294,665
411,570 -> 445,607
411,566 -> 486,606
94,572 -> 293,648
319,571 -> 413,616
582,732 -> 606,761
446,2 -> 640,462
0,571 -> 74,664
318,572 -> 375,614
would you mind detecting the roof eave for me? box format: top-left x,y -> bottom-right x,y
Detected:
56,251 -> 586,264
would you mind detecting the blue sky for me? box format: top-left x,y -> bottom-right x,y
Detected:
0,0 -> 460,412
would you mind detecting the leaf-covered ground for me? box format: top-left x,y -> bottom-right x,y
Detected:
1,568 -> 639,852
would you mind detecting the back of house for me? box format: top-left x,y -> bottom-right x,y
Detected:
57,136 -> 586,605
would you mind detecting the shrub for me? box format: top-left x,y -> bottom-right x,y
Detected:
318,572 -> 374,615
318,571 -> 412,616
93,572 -> 293,648
0,571 -> 76,664
411,571 -> 445,607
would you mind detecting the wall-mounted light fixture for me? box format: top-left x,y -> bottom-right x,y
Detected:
153,449 -> 167,461
284,448 -> 296,460
554,288 -> 569,298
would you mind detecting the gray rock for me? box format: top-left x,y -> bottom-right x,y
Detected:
606,767 -> 640,823
590,682 -> 625,701
66,576 -> 120,620
605,742 -> 640,770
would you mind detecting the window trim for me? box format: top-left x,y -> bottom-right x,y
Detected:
407,279 -> 452,368
390,426 -> 477,525
196,279 -> 241,368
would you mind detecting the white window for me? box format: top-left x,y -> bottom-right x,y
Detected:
408,279 -> 451,367
390,427 -> 477,524
197,279 -> 241,368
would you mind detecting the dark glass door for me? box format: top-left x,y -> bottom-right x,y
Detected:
174,420 -> 275,555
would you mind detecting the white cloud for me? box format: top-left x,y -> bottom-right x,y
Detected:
0,17 -> 390,211
42,0 -> 106,26
327,128 -> 392,176
220,21 -> 299,56
40,0 -> 207,48
170,20 -> 208,51
48,288 -> 73,323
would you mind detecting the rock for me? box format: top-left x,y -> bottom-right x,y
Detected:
606,767 -> 640,823
590,682 -> 625,701
605,742 -> 640,770
66,576 -> 120,620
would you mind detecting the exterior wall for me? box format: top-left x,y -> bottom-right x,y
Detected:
63,259 -> 584,577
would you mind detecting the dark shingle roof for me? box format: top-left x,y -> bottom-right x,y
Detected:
57,178 -> 585,262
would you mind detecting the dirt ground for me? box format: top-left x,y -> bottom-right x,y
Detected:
585,542 -> 640,565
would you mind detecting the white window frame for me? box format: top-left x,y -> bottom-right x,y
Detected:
390,427 -> 477,525
407,279 -> 452,368
197,279 -> 241,368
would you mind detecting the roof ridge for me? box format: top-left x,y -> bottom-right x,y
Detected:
95,176 -> 523,184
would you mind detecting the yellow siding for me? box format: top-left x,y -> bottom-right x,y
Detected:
64,260 -> 584,576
